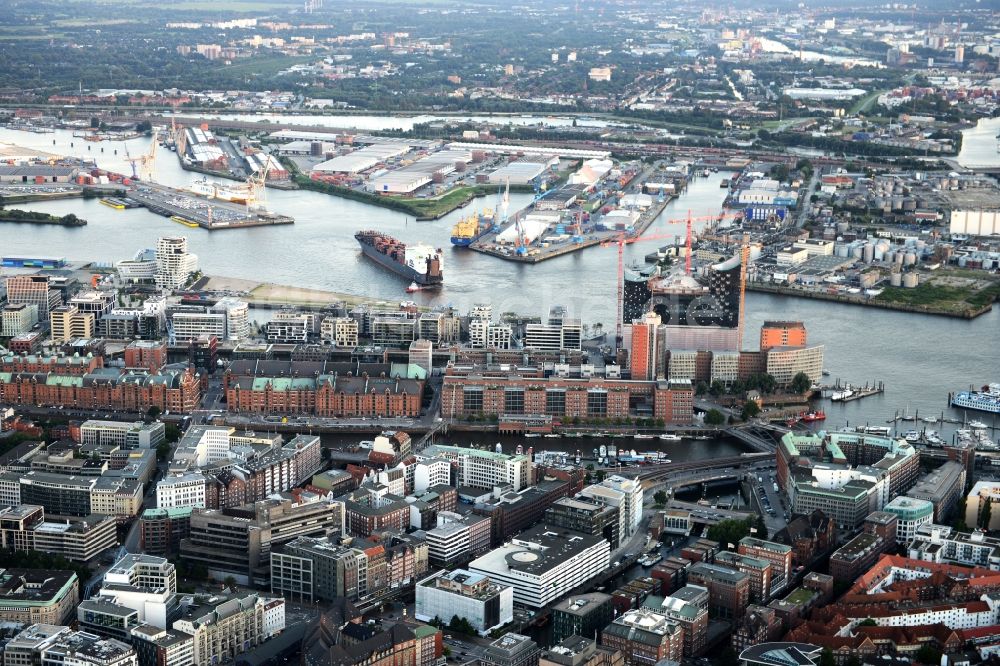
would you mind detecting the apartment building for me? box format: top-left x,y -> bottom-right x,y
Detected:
171,593 -> 284,665
415,569 -> 514,635
423,444 -> 531,491
601,608 -> 683,666
0,569 -> 79,625
5,275 -> 61,317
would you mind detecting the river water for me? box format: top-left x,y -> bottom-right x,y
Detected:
2,126 -> 999,435
958,117 -> 1000,169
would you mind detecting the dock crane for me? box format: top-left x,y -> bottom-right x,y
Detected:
124,131 -> 157,182
602,211 -> 743,347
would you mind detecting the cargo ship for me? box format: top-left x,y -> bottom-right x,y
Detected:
187,178 -> 250,205
450,209 -> 494,247
355,231 -> 444,286
952,384 -> 1000,415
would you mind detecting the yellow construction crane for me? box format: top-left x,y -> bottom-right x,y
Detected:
125,131 -> 158,182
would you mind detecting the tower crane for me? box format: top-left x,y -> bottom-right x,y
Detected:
602,211 -> 743,347
245,157 -> 271,212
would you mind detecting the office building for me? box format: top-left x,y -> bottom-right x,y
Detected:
597,476 -> 643,537
423,512 -> 491,568
715,551 -> 773,603
139,507 -> 192,556
129,625 -> 195,666
882,496 -> 934,544
759,321 -> 806,352
737,538 -> 792,594
180,496 -> 345,585
50,304 -> 96,342
481,634 -> 541,666
0,505 -> 118,562
687,563 -> 750,619
906,461 -> 967,523
268,311 -> 311,344
423,444 -> 531,491
89,554 -> 178,630
155,237 -> 198,291
908,525 -> 1000,569
80,420 -> 165,449
545,497 -> 620,548
550,593 -> 613,644
209,297 -> 250,341
415,569 -> 513,635
4,625 -> 138,666
540,636 -> 624,666
171,593 -> 284,665
601,608 -> 683,666
525,307 -> 583,352
2,304 -> 38,336
469,526 -> 610,607
660,587 -> 709,657
0,569 -> 79,625
5,275 -> 61,317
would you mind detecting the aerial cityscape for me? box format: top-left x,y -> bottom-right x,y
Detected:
0,1 -> 999,666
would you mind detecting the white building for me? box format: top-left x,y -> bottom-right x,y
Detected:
268,312 -> 310,343
422,445 -> 530,491
414,457 -> 452,494
171,593 -> 284,666
80,421 -> 166,449
5,625 -> 138,666
2,303 -> 38,336
882,496 -> 935,544
468,526 -> 610,607
415,570 -> 513,635
156,473 -> 208,509
576,484 -> 627,540
599,476 -> 643,536
209,297 -> 250,340
908,524 -> 1000,570
93,554 -> 178,629
117,249 -> 158,283
155,237 -> 198,291
170,311 -> 226,342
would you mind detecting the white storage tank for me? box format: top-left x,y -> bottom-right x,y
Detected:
903,272 -> 919,288
864,244 -> 876,263
890,272 -> 902,287
904,252 -> 917,266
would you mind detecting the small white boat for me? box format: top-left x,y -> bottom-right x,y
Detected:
634,434 -> 655,440
544,433 -> 561,439
923,416 -> 939,424
970,420 -> 989,430
659,434 -> 682,442
525,433 -> 541,438
405,282 -> 422,293
903,430 -> 920,443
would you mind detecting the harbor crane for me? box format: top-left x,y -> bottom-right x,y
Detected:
602,211 -> 743,347
124,131 -> 157,182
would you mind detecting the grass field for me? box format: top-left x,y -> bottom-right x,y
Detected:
876,279 -> 1000,313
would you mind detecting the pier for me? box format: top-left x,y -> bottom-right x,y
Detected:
820,380 -> 885,402
126,182 -> 294,230
468,187 -> 674,264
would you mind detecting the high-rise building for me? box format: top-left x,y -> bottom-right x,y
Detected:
5,275 -> 62,318
622,268 -> 654,325
155,237 -> 198,291
707,255 -> 742,329
415,570 -> 514,635
209,297 -> 249,340
629,312 -> 662,381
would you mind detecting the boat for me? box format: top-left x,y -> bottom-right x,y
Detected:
926,431 -> 944,446
821,369 -> 831,376
952,384 -> 1000,415
659,434 -> 682,442
525,433 -> 541,439
514,444 -> 522,455
634,434 -> 655,440
970,420 -> 989,430
692,435 -> 711,441
544,434 -> 561,439
720,179 -> 730,188
608,445 -> 618,459
405,282 -> 423,293
100,198 -> 126,210
170,215 -> 199,228
187,178 -> 250,204
355,230 -> 444,286
801,411 -> 826,422
599,445 -> 607,458
702,169 -> 710,177
831,387 -> 854,401
903,430 -> 920,443
923,416 -> 939,424
450,209 -> 494,247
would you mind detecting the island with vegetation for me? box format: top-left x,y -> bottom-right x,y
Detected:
0,208 -> 87,226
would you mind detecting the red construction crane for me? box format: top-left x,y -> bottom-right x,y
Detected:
602,212 -> 744,347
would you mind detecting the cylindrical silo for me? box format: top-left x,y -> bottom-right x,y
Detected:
903,273 -> 919,288
890,272 -> 902,287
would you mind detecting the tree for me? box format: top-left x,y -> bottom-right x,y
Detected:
712,646 -> 739,666
695,381 -> 709,396
653,490 -> 668,507
595,470 -> 606,482
914,645 -> 941,665
819,648 -> 835,666
709,380 -> 726,397
741,401 -> 761,421
704,409 -> 725,426
223,575 -> 238,590
981,498 -> 993,530
707,517 -> 755,546
146,405 -> 162,420
858,618 -> 877,627
754,515 -> 768,539
790,372 -> 812,395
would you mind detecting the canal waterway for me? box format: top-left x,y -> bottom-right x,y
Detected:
2,126 -> 999,435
